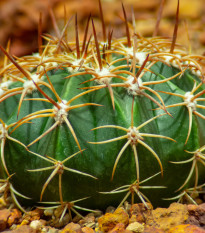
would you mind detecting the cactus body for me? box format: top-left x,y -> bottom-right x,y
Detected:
0,4 -> 205,213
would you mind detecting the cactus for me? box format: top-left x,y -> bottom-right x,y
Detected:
0,0 -> 205,216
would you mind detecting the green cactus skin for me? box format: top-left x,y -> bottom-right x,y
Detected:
0,2 -> 205,214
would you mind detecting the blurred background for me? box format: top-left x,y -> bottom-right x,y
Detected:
0,0 -> 204,59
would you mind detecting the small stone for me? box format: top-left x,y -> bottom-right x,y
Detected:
126,222 -> 144,232
0,209 -> 12,231
78,213 -> 95,228
143,226 -> 165,233
44,208 -> 54,217
129,203 -> 152,224
41,226 -> 59,233
72,214 -> 83,223
48,212 -> 70,228
7,209 -> 22,227
146,203 -> 189,232
61,222 -> 83,233
168,224 -> 205,233
187,203 -> 205,228
82,226 -> 95,233
106,206 -> 116,213
93,209 -> 103,218
30,219 -> 46,230
108,223 -> 129,233
0,208 -> 21,230
3,225 -> 38,233
22,208 -> 43,223
98,207 -> 129,233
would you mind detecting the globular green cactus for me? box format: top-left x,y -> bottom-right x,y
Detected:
0,0 -> 205,216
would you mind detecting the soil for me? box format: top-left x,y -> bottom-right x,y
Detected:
0,201 -> 205,232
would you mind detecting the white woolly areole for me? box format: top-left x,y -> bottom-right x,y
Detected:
135,52 -> 148,65
100,41 -> 108,46
127,126 -> 141,145
53,100 -> 68,123
66,59 -> 84,73
184,61 -> 196,66
0,81 -> 13,97
72,59 -> 82,67
163,54 -> 181,68
183,60 -> 203,77
0,89 -> 4,97
125,75 -> 143,96
97,67 -> 111,76
0,124 -> 7,140
193,70 -> 202,77
189,68 -> 202,77
0,80 -> 12,89
126,48 -> 147,65
33,53 -> 48,61
94,67 -> 112,84
23,74 -> 40,94
184,91 -> 197,111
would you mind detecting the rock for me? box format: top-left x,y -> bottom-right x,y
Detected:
98,207 -> 129,233
129,203 -> 152,224
7,209 -> 22,227
0,209 -> 22,231
82,226 -> 95,233
93,209 -> 103,218
48,211 -> 70,228
146,203 -> 189,232
78,213 -> 96,228
41,226 -> 60,233
61,222 -> 83,233
108,223 -> 131,233
0,209 -> 10,231
186,203 -> 205,228
106,206 -> 116,214
22,208 -> 43,223
126,222 -> 144,232
29,219 -> 46,230
3,225 -> 37,233
143,226 -> 165,233
168,224 -> 205,233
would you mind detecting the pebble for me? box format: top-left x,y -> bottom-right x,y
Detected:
146,202 -> 189,232
108,222 -> 131,233
168,224 -> 205,233
129,203 -> 152,224
0,209 -> 22,231
3,225 -> 37,233
98,207 -> 129,232
187,203 -> 205,228
82,226 -> 95,233
143,226 -> 165,233
78,213 -> 96,228
126,222 -> 144,232
61,222 -> 83,233
0,209 -> 11,231
30,219 -> 46,230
